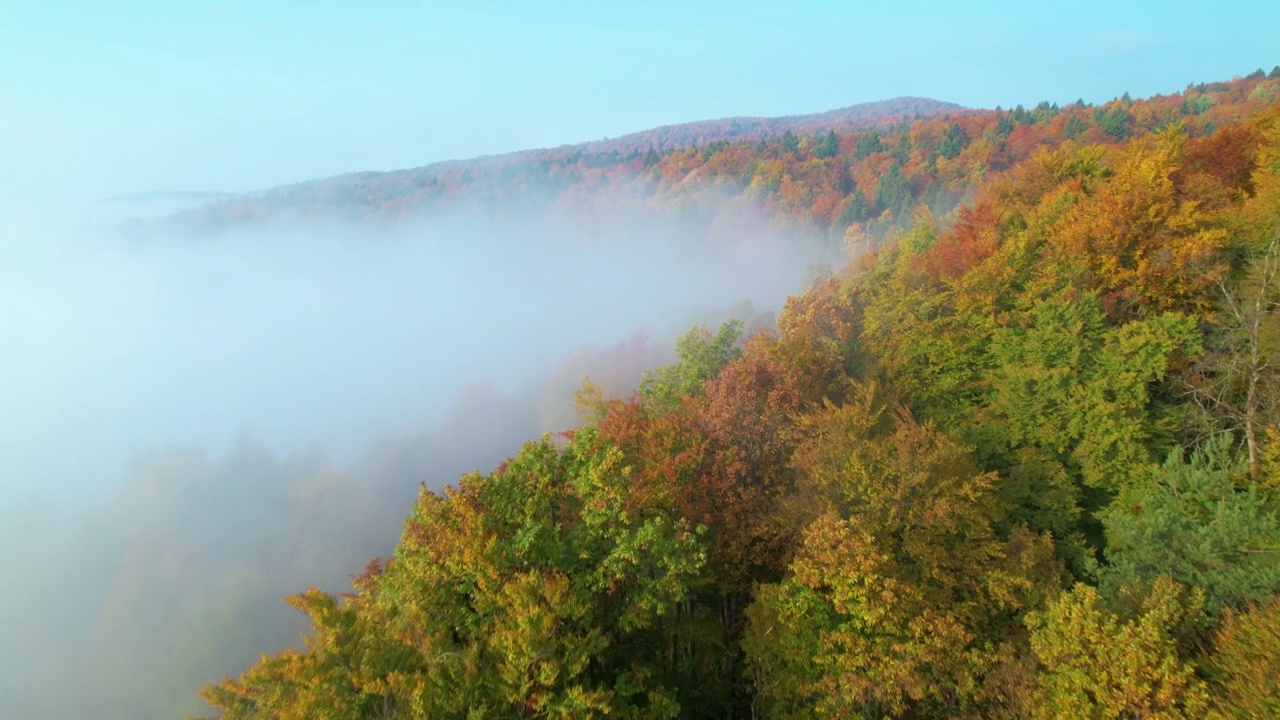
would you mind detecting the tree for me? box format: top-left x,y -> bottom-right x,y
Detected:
831,184 -> 870,231
1095,106 -> 1130,140
1026,579 -> 1214,719
1062,114 -> 1087,139
892,127 -> 912,164
938,122 -> 969,159
779,129 -> 800,155
812,130 -> 839,159
1210,595 -> 1280,717
1189,234 -> 1280,476
984,293 -> 1200,494
745,397 -> 1062,718
873,162 -> 913,220
639,320 -> 743,411
201,432 -> 706,719
853,131 -> 883,159
1098,436 -> 1280,616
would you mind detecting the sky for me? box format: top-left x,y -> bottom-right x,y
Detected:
1,0 -> 1276,207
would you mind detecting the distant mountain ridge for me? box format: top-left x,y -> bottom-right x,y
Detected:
283,96 -> 962,191
173,96 -> 965,228
172,76 -> 1280,235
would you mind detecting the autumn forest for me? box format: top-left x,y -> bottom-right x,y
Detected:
195,69 -> 1280,718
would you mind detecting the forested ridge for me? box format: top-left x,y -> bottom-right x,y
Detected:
198,69 -> 1280,718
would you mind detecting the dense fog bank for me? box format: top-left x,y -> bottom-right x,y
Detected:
0,202 -> 825,719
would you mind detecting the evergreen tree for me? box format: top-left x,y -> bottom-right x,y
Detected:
854,130 -> 883,159
891,128 -> 912,164
779,129 -> 800,155
938,122 -> 968,159
812,130 -> 839,158
1062,113 -> 1087,138
1098,436 -> 1280,616
872,162 -> 912,219
1094,106 -> 1130,139
832,185 -> 871,230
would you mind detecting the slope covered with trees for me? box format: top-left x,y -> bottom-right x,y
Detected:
198,70 -> 1280,718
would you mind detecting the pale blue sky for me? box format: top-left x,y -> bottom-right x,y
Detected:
1,0 -> 1276,203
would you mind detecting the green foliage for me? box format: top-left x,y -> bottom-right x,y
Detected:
892,127 -> 912,164
997,112 -> 1017,136
1095,105 -> 1131,139
938,122 -> 969,159
832,184 -> 871,230
872,162 -> 913,219
1027,579 -> 1214,719
779,129 -> 799,155
201,432 -> 706,719
987,296 -> 1200,493
1182,93 -> 1215,116
1062,113 -> 1087,138
812,129 -> 839,159
1098,435 -> 1280,615
853,130 -> 883,159
639,320 -> 743,411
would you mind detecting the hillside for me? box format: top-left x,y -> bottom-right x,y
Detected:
197,69 -> 1280,719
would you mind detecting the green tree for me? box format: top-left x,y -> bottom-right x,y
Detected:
812,130 -> 839,159
872,162 -> 913,220
1095,106 -> 1130,139
1027,579 -> 1214,719
1098,436 -> 1280,616
853,131 -> 883,159
831,185 -> 871,230
938,122 -> 969,159
639,320 -> 743,411
1063,114 -> 1088,139
202,432 -> 706,719
892,127 -> 912,164
984,293 -> 1200,495
779,129 -> 800,155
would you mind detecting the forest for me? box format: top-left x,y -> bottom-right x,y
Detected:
197,69 -> 1280,718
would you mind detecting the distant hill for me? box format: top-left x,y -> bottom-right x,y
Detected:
171,77 -> 1280,238
170,96 -> 966,231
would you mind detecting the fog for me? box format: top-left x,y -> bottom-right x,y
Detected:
0,196 -> 828,719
